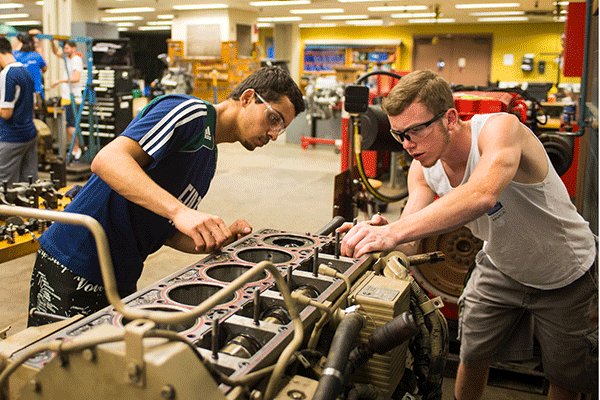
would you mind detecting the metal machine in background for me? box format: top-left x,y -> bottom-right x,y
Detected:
0,206 -> 448,400
301,76 -> 345,151
0,175 -> 73,263
149,53 -> 194,99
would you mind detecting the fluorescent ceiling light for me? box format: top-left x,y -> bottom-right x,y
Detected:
256,22 -> 273,27
470,10 -> 524,15
257,16 -> 302,21
368,5 -> 427,11
173,4 -> 228,9
157,14 -> 174,19
291,8 -> 343,14
139,26 -> 171,31
105,7 -> 155,13
477,16 -> 528,21
455,3 -> 519,8
5,20 -> 40,25
299,23 -> 337,27
553,1 -> 568,5
147,21 -> 173,25
117,27 -> 129,31
409,18 -> 456,23
0,3 -> 24,9
35,1 -> 43,5
0,13 -> 29,19
321,14 -> 368,20
346,19 -> 383,25
391,12 -> 436,18
338,0 -> 387,2
250,0 -> 310,6
116,22 -> 134,26
101,16 -> 144,21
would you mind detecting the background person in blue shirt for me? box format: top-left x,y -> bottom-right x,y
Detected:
28,66 -> 306,326
0,37 -> 37,185
13,32 -> 47,100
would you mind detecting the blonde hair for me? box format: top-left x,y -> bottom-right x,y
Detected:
382,70 -> 454,116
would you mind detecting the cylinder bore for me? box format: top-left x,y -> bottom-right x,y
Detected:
261,234 -> 316,249
167,283 -> 236,307
120,306 -> 197,332
205,264 -> 269,283
235,248 -> 294,264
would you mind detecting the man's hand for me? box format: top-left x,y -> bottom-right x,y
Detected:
337,214 -> 395,258
225,219 -> 252,246
50,80 -> 60,88
171,208 -> 232,253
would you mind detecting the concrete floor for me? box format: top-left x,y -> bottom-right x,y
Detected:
1,141 -> 549,399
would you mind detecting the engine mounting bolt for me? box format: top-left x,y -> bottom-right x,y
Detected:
288,390 -> 306,400
250,389 -> 263,400
160,384 -> 176,399
82,348 -> 96,362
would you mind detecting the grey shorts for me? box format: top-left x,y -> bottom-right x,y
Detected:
458,250 -> 598,393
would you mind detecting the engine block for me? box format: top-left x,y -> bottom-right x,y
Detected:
13,229 -> 373,388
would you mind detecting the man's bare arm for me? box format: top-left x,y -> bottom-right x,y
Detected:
91,135 -> 233,253
0,108 -> 13,120
342,113 -> 524,257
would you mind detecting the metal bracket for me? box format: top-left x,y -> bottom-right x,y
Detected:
420,297 -> 444,315
124,319 -> 155,387
0,325 -> 10,339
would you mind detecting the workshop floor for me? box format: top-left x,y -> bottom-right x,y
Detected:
1,141 -> 547,400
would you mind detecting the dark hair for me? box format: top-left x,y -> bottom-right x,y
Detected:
228,66 -> 305,116
64,40 -> 77,48
0,37 -> 12,55
382,70 -> 454,117
19,33 -> 36,53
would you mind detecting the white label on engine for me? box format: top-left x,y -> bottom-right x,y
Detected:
358,285 -> 399,302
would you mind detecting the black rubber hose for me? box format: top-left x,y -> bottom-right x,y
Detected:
355,70 -> 404,85
351,71 -> 409,204
345,311 -> 418,377
314,216 -> 346,236
313,312 -> 365,400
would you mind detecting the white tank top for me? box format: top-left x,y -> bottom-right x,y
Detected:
423,113 -> 596,289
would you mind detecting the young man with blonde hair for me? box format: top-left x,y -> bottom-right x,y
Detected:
339,70 -> 597,400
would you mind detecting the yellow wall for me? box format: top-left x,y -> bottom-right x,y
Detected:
297,22 -> 579,86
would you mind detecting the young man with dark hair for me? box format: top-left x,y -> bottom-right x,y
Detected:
28,66 -> 305,327
0,37 -> 38,185
339,70 -> 597,400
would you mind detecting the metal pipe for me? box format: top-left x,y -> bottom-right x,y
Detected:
577,0 -> 593,129
29,308 -> 68,322
314,216 -> 345,236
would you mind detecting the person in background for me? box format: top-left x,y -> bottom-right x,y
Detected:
27,29 -> 44,56
0,37 -> 38,185
50,39 -> 83,160
13,33 -> 47,100
28,66 -> 306,326
338,70 -> 597,400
